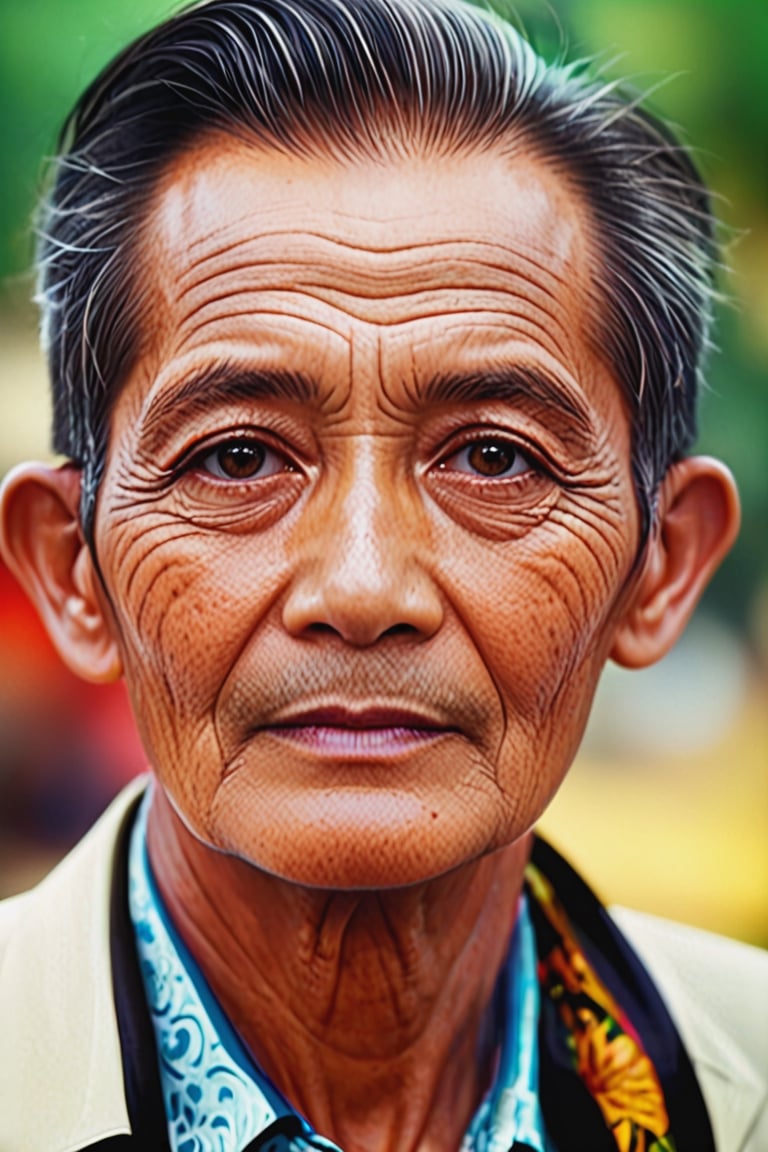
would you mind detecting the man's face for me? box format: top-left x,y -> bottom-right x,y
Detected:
95,138 -> 639,888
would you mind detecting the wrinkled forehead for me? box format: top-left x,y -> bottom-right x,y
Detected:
151,132 -> 588,249
127,135 -> 618,432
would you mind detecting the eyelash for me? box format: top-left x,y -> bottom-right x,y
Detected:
173,427 -> 553,494
179,431 -> 299,482
433,431 -> 550,482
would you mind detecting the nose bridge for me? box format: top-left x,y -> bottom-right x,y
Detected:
283,436 -> 442,644
330,437 -> 392,579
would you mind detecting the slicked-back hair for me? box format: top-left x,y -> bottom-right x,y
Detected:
38,0 -> 718,543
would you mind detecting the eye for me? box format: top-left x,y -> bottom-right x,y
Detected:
197,437 -> 292,481
439,437 -> 534,479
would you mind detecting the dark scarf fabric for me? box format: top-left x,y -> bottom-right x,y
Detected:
107,825 -> 714,1152
526,838 -> 714,1152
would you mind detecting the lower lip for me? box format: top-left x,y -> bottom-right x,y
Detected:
265,724 -> 451,756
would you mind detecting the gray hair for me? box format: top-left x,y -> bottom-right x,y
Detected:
37,0 -> 718,542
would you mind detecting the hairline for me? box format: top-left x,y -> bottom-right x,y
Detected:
39,0 -> 715,553
103,119 -> 633,511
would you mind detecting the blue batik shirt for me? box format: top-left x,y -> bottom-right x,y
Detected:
129,789 -> 550,1152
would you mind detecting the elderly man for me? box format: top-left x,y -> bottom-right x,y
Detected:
0,0 -> 765,1149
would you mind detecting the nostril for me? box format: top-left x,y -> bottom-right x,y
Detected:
301,621 -> 419,643
304,622 -> 341,637
381,623 -> 420,639
281,556 -> 444,646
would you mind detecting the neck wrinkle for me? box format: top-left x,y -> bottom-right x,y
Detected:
147,786 -> 532,1152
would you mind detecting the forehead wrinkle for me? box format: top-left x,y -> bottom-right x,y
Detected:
169,305 -> 354,356
294,263 -> 573,321
147,135 -> 595,301
153,209 -> 587,346
168,256 -> 579,337
414,311 -> 582,373
140,141 -> 603,435
168,243 -> 581,339
181,227 -> 528,266
171,300 -> 577,364
174,232 -> 577,302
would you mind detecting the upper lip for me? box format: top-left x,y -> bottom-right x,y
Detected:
264,706 -> 454,731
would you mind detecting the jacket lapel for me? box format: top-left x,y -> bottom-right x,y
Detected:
0,782 -> 146,1152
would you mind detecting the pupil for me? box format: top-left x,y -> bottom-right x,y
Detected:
469,441 -> 513,476
218,442 -> 265,478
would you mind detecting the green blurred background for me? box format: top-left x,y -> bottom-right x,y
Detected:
0,0 -> 766,941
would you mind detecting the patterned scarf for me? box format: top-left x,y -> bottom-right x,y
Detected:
526,861 -> 675,1152
525,838 -> 715,1152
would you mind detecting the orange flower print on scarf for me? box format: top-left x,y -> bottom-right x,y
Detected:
526,863 -> 676,1152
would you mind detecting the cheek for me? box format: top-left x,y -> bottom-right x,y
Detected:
436,493 -> 632,749
104,514 -> 288,748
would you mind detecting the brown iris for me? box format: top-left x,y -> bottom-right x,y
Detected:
214,441 -> 266,479
467,440 -> 517,477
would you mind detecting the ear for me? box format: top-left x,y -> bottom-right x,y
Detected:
0,462 -> 123,683
610,456 -> 740,669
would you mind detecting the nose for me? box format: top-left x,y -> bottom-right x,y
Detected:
281,452 -> 444,647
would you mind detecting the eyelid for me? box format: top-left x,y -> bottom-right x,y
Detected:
431,428 -> 553,479
174,427 -> 301,475
440,442 -> 532,479
203,441 -> 288,482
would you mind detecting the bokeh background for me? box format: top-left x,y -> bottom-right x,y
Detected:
0,0 -> 766,943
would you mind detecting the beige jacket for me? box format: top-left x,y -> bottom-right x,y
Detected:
1,781 -> 766,1152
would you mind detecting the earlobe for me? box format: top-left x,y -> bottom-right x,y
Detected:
0,462 -> 123,683
610,456 -> 740,669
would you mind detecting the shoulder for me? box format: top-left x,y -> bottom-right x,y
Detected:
0,889 -> 26,965
611,906 -> 768,1060
612,906 -> 768,1152
0,778 -> 145,948
0,779 -> 147,1152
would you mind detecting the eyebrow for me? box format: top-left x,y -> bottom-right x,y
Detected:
140,364 -> 320,453
139,359 -> 595,453
416,365 -> 595,438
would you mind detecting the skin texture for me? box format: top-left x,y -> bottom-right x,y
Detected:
102,141 -> 641,888
0,139 -> 740,1152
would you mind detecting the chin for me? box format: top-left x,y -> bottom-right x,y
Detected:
209,789 -> 503,890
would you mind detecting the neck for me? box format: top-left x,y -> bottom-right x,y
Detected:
147,787 -> 532,1152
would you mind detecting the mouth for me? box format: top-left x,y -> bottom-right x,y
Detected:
260,706 -> 458,756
